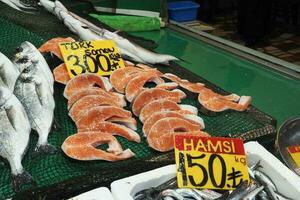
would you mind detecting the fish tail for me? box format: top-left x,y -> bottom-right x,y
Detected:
12,170 -> 35,192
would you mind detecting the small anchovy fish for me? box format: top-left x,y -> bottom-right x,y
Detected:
14,60 -> 56,154
0,86 -> 33,192
193,188 -> 222,199
254,170 -> 276,191
175,188 -> 203,200
220,181 -> 259,200
160,189 -> 184,200
0,52 -> 20,91
242,186 -> 264,200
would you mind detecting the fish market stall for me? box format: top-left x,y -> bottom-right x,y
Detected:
0,1 -> 299,200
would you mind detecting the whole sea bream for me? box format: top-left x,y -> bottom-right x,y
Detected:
0,86 -> 33,191
14,41 -> 54,93
0,52 -> 20,91
14,59 -> 56,154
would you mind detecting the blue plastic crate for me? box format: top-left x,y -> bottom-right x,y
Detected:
168,1 -> 200,22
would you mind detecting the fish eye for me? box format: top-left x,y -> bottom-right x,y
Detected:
16,47 -> 23,53
23,68 -> 30,73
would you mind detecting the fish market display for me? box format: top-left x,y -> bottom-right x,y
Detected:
163,73 -> 251,112
0,86 -> 32,191
0,52 -> 19,91
62,132 -> 135,161
133,161 -> 292,200
40,0 -> 178,64
14,59 -> 56,154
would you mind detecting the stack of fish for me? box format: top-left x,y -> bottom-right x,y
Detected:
60,73 -> 140,162
134,162 -> 292,200
0,41 -> 55,191
110,64 -> 208,152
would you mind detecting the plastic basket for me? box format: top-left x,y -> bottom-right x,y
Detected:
168,1 -> 200,22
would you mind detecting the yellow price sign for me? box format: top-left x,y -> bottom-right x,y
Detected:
174,134 -> 249,190
287,145 -> 300,167
59,40 -> 125,78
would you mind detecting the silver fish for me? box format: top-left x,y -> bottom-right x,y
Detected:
14,41 -> 54,93
40,0 -> 178,65
242,186 -> 264,200
175,188 -> 203,200
0,86 -> 32,191
14,60 -> 56,154
0,52 -> 19,91
161,189 -> 184,200
193,189 -> 222,199
254,170 -> 276,192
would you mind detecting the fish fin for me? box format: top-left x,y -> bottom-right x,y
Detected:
34,143 -> 57,155
12,170 -> 35,192
5,106 -> 18,132
34,79 -> 49,106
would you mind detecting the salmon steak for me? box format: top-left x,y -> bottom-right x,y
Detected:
198,88 -> 251,112
132,88 -> 187,116
67,87 -> 126,110
64,73 -> 112,99
139,99 -> 198,123
107,116 -> 137,131
147,117 -> 204,152
155,82 -> 179,90
110,66 -> 160,93
61,132 -> 135,161
39,37 -> 75,59
69,95 -> 124,122
75,106 -> 133,129
125,72 -> 164,102
163,73 -> 205,93
78,121 -> 140,143
53,63 -> 70,84
143,111 -> 205,137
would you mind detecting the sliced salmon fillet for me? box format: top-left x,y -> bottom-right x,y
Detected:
61,132 -> 135,161
39,37 -> 75,59
163,73 -> 205,93
132,88 -> 186,116
68,87 -> 126,110
156,82 -> 178,90
139,99 -> 198,123
110,66 -> 160,93
64,73 -> 112,99
108,116 -> 137,131
147,117 -> 204,152
69,95 -> 123,122
53,63 -> 70,84
143,111 -> 205,137
75,106 -> 133,129
125,72 -> 164,102
198,91 -> 251,112
164,73 -> 240,102
78,121 -> 140,143
124,60 -> 135,67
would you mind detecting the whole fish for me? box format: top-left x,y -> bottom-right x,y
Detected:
14,60 -> 56,154
40,0 -> 179,65
0,52 -> 19,91
175,188 -> 203,200
14,41 -> 54,93
0,86 -> 32,191
242,186 -> 264,200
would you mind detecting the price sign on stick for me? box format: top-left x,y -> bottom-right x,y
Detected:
174,134 -> 249,190
59,40 -> 125,78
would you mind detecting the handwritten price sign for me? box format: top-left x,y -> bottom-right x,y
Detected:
174,134 -> 249,190
59,40 -> 125,78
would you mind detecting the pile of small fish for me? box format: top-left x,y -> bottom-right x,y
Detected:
0,41 -> 55,191
134,162 -> 292,200
58,72 -> 140,161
